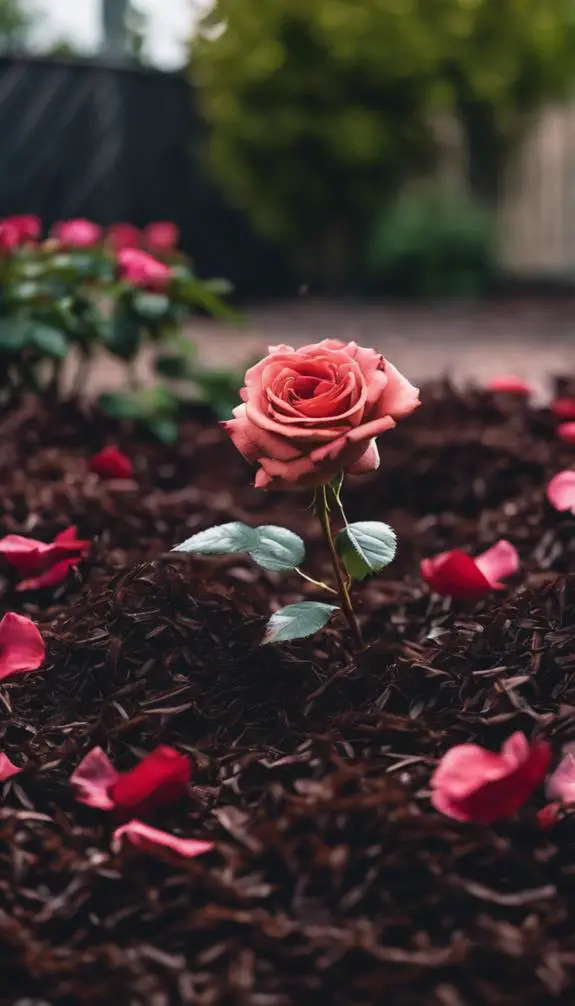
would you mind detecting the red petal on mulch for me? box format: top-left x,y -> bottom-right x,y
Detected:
110,745 -> 191,819
420,540 -> 519,599
430,731 -> 551,824
558,422 -> 575,445
17,556 -> 83,592
89,446 -> 133,480
70,747 -> 119,810
0,753 -> 22,781
0,612 -> 45,681
112,820 -> 214,860
536,803 -> 561,830
0,525 -> 89,576
551,397 -> 575,420
546,470 -> 575,514
485,375 -> 532,395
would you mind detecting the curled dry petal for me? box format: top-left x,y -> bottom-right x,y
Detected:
420,540 -> 519,600
431,731 -> 551,824
0,753 -> 22,781
89,445 -> 134,479
546,470 -> 575,514
558,422 -> 575,445
70,747 -> 118,810
112,820 -> 214,860
485,375 -> 532,395
0,612 -> 45,681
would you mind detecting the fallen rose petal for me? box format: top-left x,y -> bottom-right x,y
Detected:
486,375 -> 532,395
546,470 -> 575,514
0,753 -> 22,781
17,557 -> 83,592
551,398 -> 575,421
0,612 -> 45,681
420,540 -> 518,600
70,747 -> 118,810
546,744 -> 575,805
112,820 -> 214,859
89,445 -> 133,479
473,539 -> 520,586
558,422 -> 575,445
431,731 -> 551,824
536,803 -> 561,830
110,745 -> 191,818
0,526 -> 89,576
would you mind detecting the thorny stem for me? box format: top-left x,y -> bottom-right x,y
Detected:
315,484 -> 363,648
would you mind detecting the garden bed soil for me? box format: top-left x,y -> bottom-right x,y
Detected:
1,381 -> 575,1004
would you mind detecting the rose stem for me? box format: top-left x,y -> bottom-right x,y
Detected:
315,484 -> 363,648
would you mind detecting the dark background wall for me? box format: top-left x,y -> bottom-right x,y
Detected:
0,54 -> 293,298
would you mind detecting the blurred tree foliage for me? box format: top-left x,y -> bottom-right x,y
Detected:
0,0 -> 34,46
192,0 -> 575,282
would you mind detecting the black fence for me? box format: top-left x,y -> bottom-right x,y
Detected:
0,54 -> 293,298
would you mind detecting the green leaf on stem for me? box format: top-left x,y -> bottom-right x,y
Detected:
262,601 -> 338,645
105,308 -> 141,360
249,525 -> 305,572
172,522 -> 259,555
29,324 -> 68,359
336,520 -> 397,581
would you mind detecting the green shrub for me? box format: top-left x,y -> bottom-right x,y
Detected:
365,184 -> 496,299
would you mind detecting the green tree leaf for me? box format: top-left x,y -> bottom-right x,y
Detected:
249,525 -> 305,572
262,601 -> 338,645
30,324 -> 68,359
172,522 -> 259,555
336,521 -> 397,581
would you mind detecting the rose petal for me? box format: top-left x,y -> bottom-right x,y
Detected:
558,422 -> 575,445
89,446 -> 133,480
377,360 -> 421,419
486,375 -> 532,395
0,612 -> 45,681
347,439 -> 380,474
546,470 -> 575,514
70,747 -> 119,810
536,802 -> 561,830
110,745 -> 191,819
551,398 -> 575,420
112,820 -> 214,859
546,744 -> 575,804
474,540 -> 519,587
17,557 -> 81,592
0,753 -> 22,781
144,221 -> 179,251
420,550 -> 492,599
431,732 -> 550,824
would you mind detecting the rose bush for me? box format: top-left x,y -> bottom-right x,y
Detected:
224,339 -> 420,490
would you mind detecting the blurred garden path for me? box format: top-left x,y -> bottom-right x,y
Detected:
86,296 -> 575,398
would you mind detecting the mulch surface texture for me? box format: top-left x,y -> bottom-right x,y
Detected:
1,382 -> 575,1005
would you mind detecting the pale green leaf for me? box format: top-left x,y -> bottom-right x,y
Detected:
172,522 -> 259,555
336,520 -> 397,581
263,601 -> 338,645
249,525 -> 305,572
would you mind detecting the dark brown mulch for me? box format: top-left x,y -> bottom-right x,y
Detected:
1,383 -> 575,1005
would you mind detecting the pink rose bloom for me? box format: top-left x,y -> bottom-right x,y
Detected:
144,221 -> 179,251
51,218 -> 102,248
431,731 -> 551,824
117,247 -> 171,290
224,340 -> 420,490
106,222 -> 142,249
0,221 -> 21,254
5,214 -> 41,242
